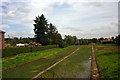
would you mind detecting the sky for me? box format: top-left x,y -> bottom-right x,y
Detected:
0,0 -> 119,39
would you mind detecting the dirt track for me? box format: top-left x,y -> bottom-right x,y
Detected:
91,46 -> 100,79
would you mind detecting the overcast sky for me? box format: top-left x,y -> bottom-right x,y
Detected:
0,0 -> 119,39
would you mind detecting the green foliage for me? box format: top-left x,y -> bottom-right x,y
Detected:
2,46 -> 77,78
64,35 -> 79,45
79,39 -> 89,45
47,23 -> 62,44
114,35 -> 120,45
33,14 -> 49,45
33,15 -> 62,45
58,41 -> 68,48
95,43 -> 115,46
2,45 -> 58,58
96,49 -> 119,78
92,38 -> 98,43
2,47 -> 65,70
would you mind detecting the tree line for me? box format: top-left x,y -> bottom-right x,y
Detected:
33,14 -> 120,46
5,14 -> 120,47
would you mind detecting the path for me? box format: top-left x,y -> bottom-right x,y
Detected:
91,46 -> 100,79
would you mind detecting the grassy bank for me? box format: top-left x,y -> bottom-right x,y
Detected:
95,45 -> 119,78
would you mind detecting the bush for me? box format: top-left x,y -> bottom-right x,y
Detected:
2,45 -> 58,58
58,41 -> 68,48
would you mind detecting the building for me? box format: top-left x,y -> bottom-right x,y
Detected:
0,30 -> 5,49
29,43 -> 41,47
16,43 -> 29,47
100,38 -> 113,44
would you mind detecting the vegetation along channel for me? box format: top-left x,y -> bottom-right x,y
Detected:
1,4 -> 119,79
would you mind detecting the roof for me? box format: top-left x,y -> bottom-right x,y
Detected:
101,38 -> 113,43
0,30 -> 5,33
31,43 -> 41,45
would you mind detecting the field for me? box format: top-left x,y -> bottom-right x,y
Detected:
95,44 -> 119,78
2,47 -> 67,70
38,45 -> 91,78
2,44 -> 119,79
2,45 -> 91,79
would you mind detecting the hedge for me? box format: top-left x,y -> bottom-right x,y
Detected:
2,45 -> 58,58
59,41 -> 68,48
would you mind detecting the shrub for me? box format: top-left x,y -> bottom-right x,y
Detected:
58,41 -> 68,48
2,45 -> 58,58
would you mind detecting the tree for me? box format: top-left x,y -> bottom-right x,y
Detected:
92,38 -> 98,43
64,35 -> 73,45
58,40 -> 68,48
48,23 -> 57,44
114,35 -> 120,45
79,39 -> 88,45
22,38 -> 31,43
33,14 -> 49,45
98,37 -> 104,43
47,23 -> 62,44
73,36 -> 79,45
64,35 -> 79,45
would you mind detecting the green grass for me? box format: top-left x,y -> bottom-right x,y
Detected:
2,47 -> 69,70
95,43 -> 116,46
38,45 -> 91,78
2,45 -> 58,58
95,46 -> 119,78
2,46 -> 79,78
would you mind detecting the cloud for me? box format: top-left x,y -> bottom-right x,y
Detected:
3,11 -> 15,18
77,22 -> 118,39
63,27 -> 82,32
1,1 -> 118,39
17,7 -> 31,13
0,24 -> 10,28
82,2 -> 103,7
5,31 -> 34,38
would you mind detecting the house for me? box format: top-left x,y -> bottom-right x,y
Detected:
29,43 -> 41,46
100,38 -> 113,44
0,30 -> 5,49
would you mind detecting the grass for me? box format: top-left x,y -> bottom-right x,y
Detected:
38,45 -> 91,78
2,47 -> 69,70
2,45 -> 58,58
95,43 -> 116,46
2,46 -> 79,78
95,45 -> 119,78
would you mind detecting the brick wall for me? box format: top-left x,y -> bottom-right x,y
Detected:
0,32 -> 5,49
0,33 -> 2,49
